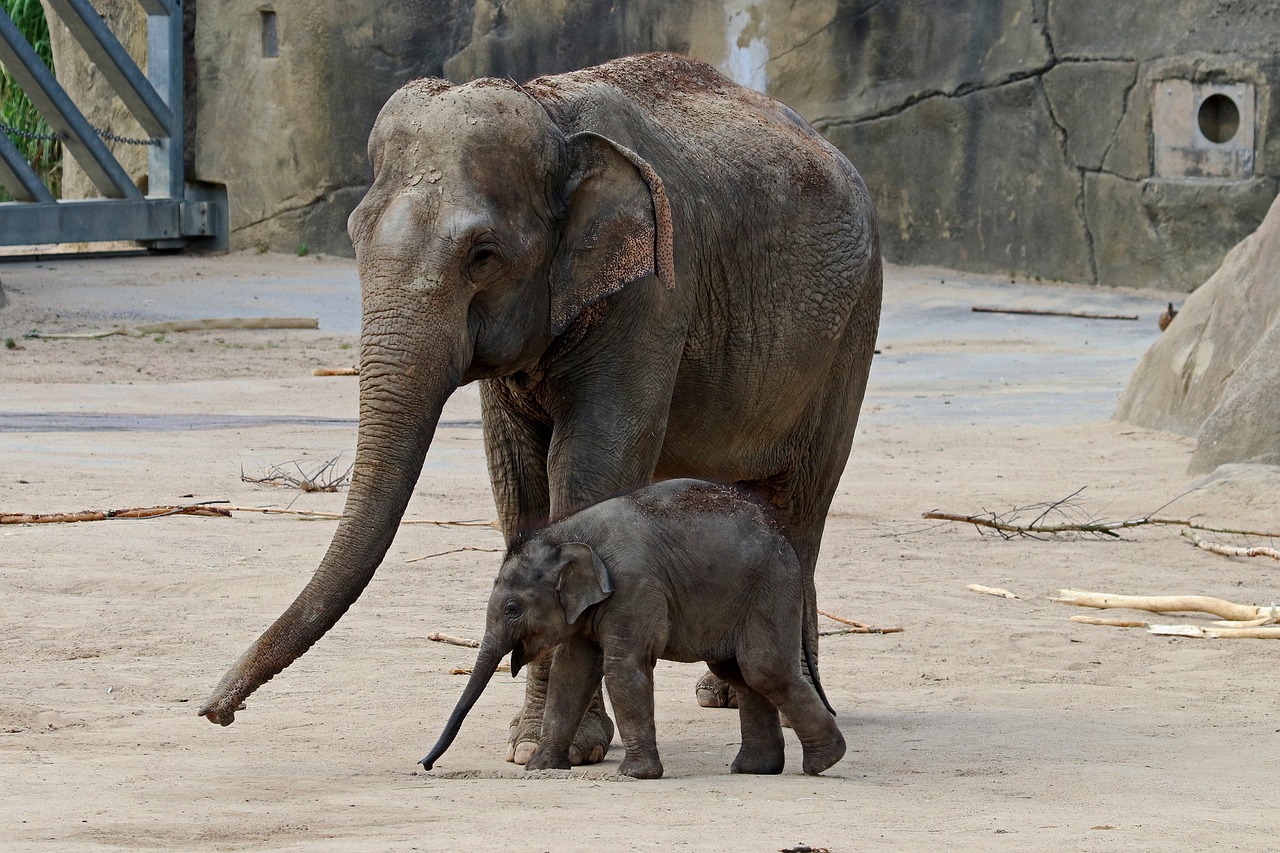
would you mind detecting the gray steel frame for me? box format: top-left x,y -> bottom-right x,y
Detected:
0,0 -> 226,248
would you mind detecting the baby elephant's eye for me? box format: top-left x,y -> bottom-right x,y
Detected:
504,600 -> 520,619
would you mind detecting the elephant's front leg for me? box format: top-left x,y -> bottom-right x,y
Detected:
604,653 -> 663,779
526,638 -> 604,771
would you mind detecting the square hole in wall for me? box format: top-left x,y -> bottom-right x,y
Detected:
1154,80 -> 1255,180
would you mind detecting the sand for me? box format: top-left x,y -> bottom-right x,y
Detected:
2,253 -> 1277,851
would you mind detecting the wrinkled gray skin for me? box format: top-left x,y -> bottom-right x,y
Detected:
421,480 -> 846,779
199,53 -> 881,767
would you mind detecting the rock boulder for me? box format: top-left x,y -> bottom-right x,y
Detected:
1115,191 -> 1280,472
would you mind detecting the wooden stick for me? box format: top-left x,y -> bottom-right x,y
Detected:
1181,528 -> 1280,561
817,610 -> 903,634
925,510 -> 1280,540
313,367 -> 359,376
1148,624 -> 1280,640
405,546 -> 503,563
1,505 -> 231,524
216,505 -> 496,527
968,584 -> 1020,599
1070,615 -> 1148,628
134,317 -> 319,333
24,327 -> 128,340
1052,589 -> 1275,622
972,306 -> 1138,321
428,633 -> 479,648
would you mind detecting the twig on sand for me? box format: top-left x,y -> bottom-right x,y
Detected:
313,367 -> 359,376
241,456 -> 354,493
968,584 -> 1020,599
971,306 -> 1138,321
1181,528 -> 1280,561
1148,624 -> 1280,639
405,546 -> 503,563
1069,615 -> 1149,628
1051,588 -> 1278,623
818,609 -> 903,634
924,488 -> 1280,541
428,633 -> 479,648
25,317 -> 319,339
1,505 -> 231,524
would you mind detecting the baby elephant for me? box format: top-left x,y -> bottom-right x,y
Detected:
420,478 -> 845,779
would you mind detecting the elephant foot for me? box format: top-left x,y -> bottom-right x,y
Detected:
619,752 -> 663,779
695,671 -> 738,709
801,731 -> 847,776
507,696 -> 615,766
524,745 -> 571,772
730,742 -> 785,775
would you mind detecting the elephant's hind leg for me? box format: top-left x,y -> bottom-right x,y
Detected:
709,660 -> 784,774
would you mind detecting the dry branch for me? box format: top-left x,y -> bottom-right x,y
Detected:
405,546 -> 503,563
1148,624 -> 1280,639
968,584 -> 1020,599
25,317 -> 319,340
1181,528 -> 1280,561
313,367 -> 359,376
1,505 -> 231,524
241,456 -> 353,492
971,306 -> 1138,321
1069,615 -> 1148,628
428,633 -> 479,648
1052,589 -> 1277,623
215,505 -> 496,527
818,609 -> 903,634
134,317 -> 318,333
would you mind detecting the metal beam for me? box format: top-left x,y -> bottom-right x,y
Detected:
44,0 -> 174,138
0,198 -> 214,245
146,0 -> 183,199
0,131 -> 55,203
0,8 -> 141,199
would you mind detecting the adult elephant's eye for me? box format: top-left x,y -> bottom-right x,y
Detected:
468,245 -> 501,278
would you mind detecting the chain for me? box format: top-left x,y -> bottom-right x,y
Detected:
0,120 -> 160,147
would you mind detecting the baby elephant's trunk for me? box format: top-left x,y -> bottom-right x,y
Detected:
420,644 -> 506,770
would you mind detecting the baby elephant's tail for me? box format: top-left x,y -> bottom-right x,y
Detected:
802,607 -> 836,716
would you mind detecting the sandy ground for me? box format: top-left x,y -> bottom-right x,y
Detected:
2,253 -> 1279,851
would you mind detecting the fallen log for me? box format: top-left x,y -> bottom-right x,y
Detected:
972,306 -> 1138,321
1051,589 -> 1274,623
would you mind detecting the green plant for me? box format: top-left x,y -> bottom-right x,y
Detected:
4,337 -> 15,349
153,333 -> 166,343
0,0 -> 61,200
297,242 -> 309,257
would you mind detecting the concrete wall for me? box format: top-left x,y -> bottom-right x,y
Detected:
48,1 -> 1280,288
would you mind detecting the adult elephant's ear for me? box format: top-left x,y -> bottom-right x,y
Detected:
550,132 -> 676,335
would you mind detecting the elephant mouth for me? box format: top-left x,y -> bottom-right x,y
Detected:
509,641 -> 528,677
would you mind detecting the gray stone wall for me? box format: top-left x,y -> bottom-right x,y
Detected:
44,1 -> 1279,287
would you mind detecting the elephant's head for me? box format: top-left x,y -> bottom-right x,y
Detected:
420,539 -> 613,770
199,78 -> 672,726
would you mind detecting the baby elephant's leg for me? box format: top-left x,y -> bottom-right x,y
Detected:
739,648 -> 845,776
709,660 -> 784,774
603,653 -> 663,779
526,638 -> 602,771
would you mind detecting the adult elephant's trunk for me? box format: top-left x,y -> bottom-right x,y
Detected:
420,642 -> 508,770
200,303 -> 470,725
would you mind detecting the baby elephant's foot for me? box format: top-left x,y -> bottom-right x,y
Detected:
730,748 -> 785,775
618,751 -> 664,779
524,745 -> 572,772
801,731 -> 847,776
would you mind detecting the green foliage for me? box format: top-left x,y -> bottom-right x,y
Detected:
0,0 -> 61,200
297,242 -> 309,257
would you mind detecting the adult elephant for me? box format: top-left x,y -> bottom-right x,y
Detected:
200,52 -> 882,767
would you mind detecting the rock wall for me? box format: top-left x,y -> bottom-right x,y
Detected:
39,1 -> 1280,283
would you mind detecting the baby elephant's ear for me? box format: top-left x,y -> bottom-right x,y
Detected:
556,542 -> 614,625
